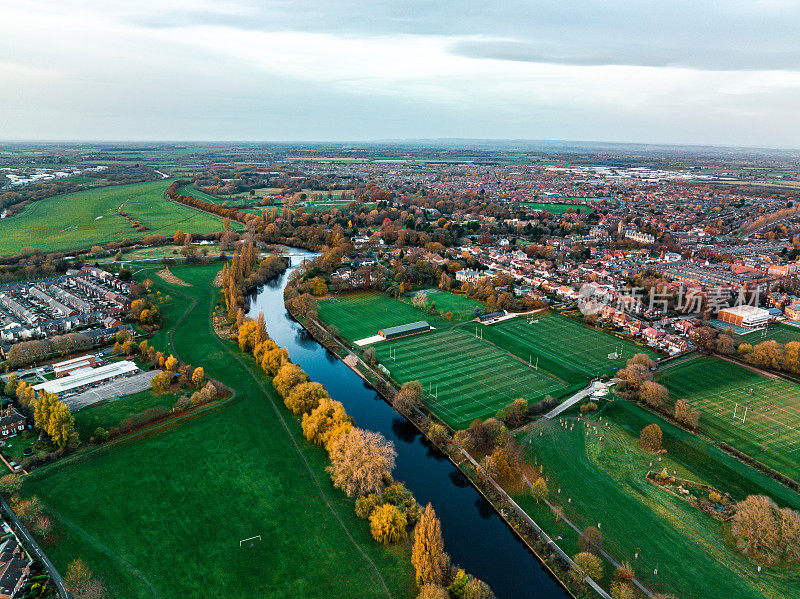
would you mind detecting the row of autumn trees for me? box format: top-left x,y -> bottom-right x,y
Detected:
692,324 -> 800,378
232,308 -> 496,598
220,242 -> 288,321
440,407 -> 630,595
166,180 -> 254,225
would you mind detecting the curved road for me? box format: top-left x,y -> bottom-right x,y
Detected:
0,495 -> 69,599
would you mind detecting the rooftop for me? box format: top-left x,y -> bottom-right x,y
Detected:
32,360 -> 139,395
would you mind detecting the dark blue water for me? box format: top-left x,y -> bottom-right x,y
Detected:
249,253 -> 568,599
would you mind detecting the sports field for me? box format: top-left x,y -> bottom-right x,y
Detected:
658,356 -> 800,482
23,265 -> 416,598
373,328 -> 570,430
317,292 -> 447,342
406,289 -> 484,321
0,180 -> 233,256
316,294 -> 652,428
743,323 -> 800,345
514,400 -> 800,599
477,313 -> 659,384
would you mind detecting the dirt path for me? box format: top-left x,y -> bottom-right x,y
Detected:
156,268 -> 190,287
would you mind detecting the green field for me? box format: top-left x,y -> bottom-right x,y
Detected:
72,389 -> 181,443
23,265 -> 416,598
405,289 -> 484,322
0,180 -> 235,256
316,294 -> 659,429
743,323 -> 800,345
317,293 -> 581,429
514,400 -> 800,599
658,356 -> 800,482
477,312 -> 660,384
317,292 -> 446,342
97,243 -> 227,264
520,202 -> 591,214
373,328 -> 570,429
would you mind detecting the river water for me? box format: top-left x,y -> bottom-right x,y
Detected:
248,252 -> 568,599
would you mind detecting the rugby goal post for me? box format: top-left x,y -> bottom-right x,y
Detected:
240,535 -> 262,548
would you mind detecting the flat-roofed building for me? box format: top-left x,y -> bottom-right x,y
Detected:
718,305 -> 771,329
378,321 -> 431,340
32,360 -> 139,398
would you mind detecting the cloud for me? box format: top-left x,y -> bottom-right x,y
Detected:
1,1 -> 800,144
450,39 -> 800,72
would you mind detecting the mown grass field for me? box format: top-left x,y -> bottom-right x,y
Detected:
373,328 -> 569,429
316,293 -> 655,428
0,180 -> 232,256
514,400 -> 800,599
23,264 -> 416,599
317,292 -> 445,342
744,323 -> 800,345
408,289 -> 484,321
477,312 -> 659,384
658,356 -> 800,482
317,293 -> 580,429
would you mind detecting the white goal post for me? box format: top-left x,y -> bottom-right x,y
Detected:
240,535 -> 262,547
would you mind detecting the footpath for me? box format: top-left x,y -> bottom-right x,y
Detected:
543,380 -> 610,420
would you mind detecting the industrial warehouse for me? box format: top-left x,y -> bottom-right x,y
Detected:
32,360 -> 141,399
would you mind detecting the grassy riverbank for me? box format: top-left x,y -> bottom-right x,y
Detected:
23,264 -> 417,598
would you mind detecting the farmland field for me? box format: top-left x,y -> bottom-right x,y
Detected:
477,313 -> 659,384
0,180 -> 234,256
23,265 -> 416,599
658,355 -> 800,482
513,399 -> 800,599
373,327 -> 570,429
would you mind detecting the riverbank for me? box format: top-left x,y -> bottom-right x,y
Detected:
22,263 -> 418,598
250,253 -> 571,599
285,300 -> 597,599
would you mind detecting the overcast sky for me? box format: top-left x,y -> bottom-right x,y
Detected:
2,0 -> 800,146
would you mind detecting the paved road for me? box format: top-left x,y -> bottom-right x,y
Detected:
0,494 -> 70,599
544,380 -> 610,420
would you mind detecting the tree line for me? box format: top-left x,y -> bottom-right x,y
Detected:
228,296 -> 497,599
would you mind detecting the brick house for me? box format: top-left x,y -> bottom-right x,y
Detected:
0,537 -> 30,599
0,408 -> 25,439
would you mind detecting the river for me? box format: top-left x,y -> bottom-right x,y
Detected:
248,251 -> 568,599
